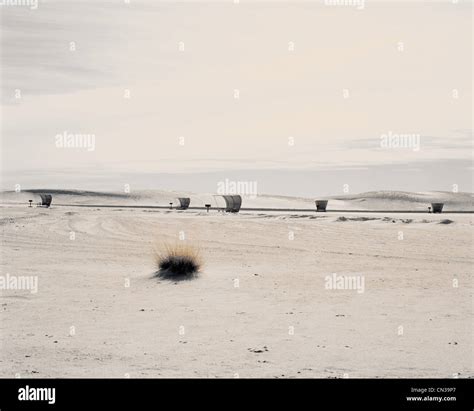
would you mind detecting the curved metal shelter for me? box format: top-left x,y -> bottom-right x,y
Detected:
39,194 -> 52,208
221,195 -> 242,213
315,200 -> 328,212
177,197 -> 190,210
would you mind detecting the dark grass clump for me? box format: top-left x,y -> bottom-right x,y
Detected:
154,243 -> 202,280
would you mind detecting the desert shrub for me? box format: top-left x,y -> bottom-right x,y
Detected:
154,243 -> 202,280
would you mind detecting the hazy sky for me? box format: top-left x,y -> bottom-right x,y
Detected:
0,0 -> 472,196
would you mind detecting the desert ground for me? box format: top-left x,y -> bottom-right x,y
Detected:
0,190 -> 472,378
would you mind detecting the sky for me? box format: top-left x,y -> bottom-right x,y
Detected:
0,0 -> 472,197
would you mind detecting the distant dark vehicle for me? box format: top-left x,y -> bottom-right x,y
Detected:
39,194 -> 52,208
431,203 -> 444,214
315,200 -> 328,212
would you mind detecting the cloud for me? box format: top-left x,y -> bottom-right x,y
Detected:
1,0 -> 471,192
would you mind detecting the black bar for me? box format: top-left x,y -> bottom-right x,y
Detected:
0,379 -> 472,410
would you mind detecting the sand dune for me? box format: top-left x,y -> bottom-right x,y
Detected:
1,189 -> 472,211
330,191 -> 474,211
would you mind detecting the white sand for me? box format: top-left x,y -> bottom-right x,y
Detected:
0,191 -> 472,378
